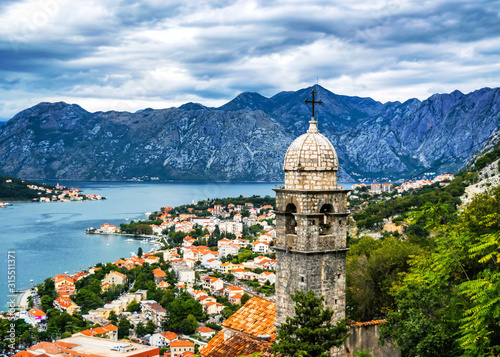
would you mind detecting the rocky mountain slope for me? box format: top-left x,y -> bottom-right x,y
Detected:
461,158 -> 500,207
0,85 -> 499,182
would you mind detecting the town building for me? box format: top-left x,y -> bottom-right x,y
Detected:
141,300 -> 166,326
171,261 -> 195,283
170,340 -> 195,357
196,326 -> 216,339
102,271 -> 128,286
58,336 -> 159,357
149,331 -> 178,348
73,324 -> 118,340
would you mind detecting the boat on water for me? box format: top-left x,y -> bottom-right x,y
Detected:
124,239 -> 135,242
0,202 -> 12,207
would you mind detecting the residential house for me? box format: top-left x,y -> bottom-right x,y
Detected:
224,286 -> 244,298
149,331 -> 178,348
256,233 -> 274,244
371,183 -> 381,193
233,238 -> 249,248
28,309 -> 46,324
102,271 -> 128,286
219,242 -> 239,258
258,272 -> 276,285
203,258 -> 221,271
200,251 -> 219,266
202,301 -> 224,315
57,284 -> 76,297
196,326 -> 216,339
170,340 -> 195,357
74,324 -> 118,340
100,223 -> 119,234
252,241 -> 269,254
382,183 -> 393,193
157,281 -> 171,289
152,268 -> 166,284
202,276 -> 224,293
141,301 -> 166,326
228,293 -> 243,305
144,255 -> 160,265
54,276 -> 75,289
54,297 -> 80,314
190,290 -> 208,299
171,261 -> 195,283
230,268 -> 248,280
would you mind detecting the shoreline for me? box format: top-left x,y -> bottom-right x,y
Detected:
17,288 -> 32,311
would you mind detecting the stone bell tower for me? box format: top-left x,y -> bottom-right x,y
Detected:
274,88 -> 349,327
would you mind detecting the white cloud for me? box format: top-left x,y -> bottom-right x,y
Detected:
0,0 -> 500,119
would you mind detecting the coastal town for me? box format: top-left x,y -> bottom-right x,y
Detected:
3,196 -> 278,357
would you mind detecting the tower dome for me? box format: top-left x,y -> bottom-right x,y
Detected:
284,120 -> 339,190
284,120 -> 338,172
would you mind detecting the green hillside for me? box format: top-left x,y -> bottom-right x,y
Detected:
0,175 -> 56,201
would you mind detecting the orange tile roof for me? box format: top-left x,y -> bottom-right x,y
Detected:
153,268 -> 167,277
13,351 -> 36,357
55,296 -> 75,308
103,324 -> 118,331
221,297 -> 276,338
352,319 -> 387,327
170,340 -> 195,348
29,342 -> 63,354
199,331 -> 274,357
55,341 -> 78,348
161,331 -> 178,341
196,326 -> 215,333
29,308 -> 46,317
108,271 -> 126,278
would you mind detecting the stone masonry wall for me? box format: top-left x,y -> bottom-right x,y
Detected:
285,170 -> 337,190
275,249 -> 346,326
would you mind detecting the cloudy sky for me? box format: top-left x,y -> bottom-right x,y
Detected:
0,0 -> 499,120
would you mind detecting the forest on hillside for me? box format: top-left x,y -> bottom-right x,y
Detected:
0,175 -> 54,201
346,154 -> 500,357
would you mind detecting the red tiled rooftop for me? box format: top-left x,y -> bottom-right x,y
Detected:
221,297 -> 276,338
199,331 -> 274,357
170,340 -> 195,348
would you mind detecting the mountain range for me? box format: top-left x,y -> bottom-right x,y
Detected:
0,85 -> 499,182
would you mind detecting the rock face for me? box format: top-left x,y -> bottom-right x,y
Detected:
0,85 -> 499,182
461,158 -> 500,207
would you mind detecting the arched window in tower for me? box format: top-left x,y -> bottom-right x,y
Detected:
285,203 -> 297,234
319,203 -> 334,235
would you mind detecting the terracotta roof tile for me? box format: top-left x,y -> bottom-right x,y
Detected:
352,319 -> 387,327
170,340 -> 194,348
161,331 -> 178,341
221,297 -> 276,338
196,326 -> 215,333
199,331 -> 274,357
13,352 -> 36,357
29,342 -> 63,354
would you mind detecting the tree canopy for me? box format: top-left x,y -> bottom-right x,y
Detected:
272,290 -> 349,357
380,185 -> 500,357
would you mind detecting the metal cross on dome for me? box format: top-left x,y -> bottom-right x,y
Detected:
304,89 -> 322,119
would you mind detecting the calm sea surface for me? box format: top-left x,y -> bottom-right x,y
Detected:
0,181 -> 353,309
